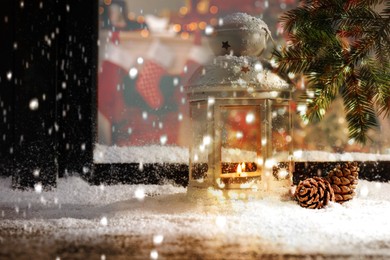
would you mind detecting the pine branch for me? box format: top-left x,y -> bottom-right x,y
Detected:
342,72 -> 378,143
274,0 -> 389,144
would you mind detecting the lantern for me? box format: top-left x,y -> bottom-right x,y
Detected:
187,13 -> 293,199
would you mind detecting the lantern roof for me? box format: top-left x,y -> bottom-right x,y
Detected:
187,55 -> 290,92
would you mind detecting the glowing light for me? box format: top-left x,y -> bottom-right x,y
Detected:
29,98 -> 39,110
236,131 -> 243,139
257,157 -> 264,165
210,18 -> 218,26
215,216 -> 227,228
278,168 -> 289,179
179,6 -> 188,15
254,63 -> 263,71
210,6 -> 218,14
246,113 -> 255,124
6,71 -> 12,81
306,90 -> 315,98
142,111 -> 148,120
137,57 -> 144,64
150,250 -> 158,260
33,169 -> 40,177
128,67 -> 138,79
172,24 -> 181,33
137,16 -> 145,23
188,22 -> 198,31
34,183 -> 42,193
207,111 -> 212,119
265,159 -> 276,169
237,162 -> 245,174
297,104 -> 307,116
293,150 -> 303,159
100,216 -> 108,226
205,26 -> 214,35
173,78 -> 179,86
197,1 -> 209,14
160,135 -> 168,145
153,234 -> 164,245
135,188 -> 145,200
203,135 -> 211,145
319,108 -> 326,116
180,32 -> 189,40
208,97 -> 215,106
140,29 -> 149,38
194,154 -> 199,162
198,22 -> 207,30
178,113 -> 183,121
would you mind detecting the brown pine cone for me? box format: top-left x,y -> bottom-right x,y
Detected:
295,177 -> 335,209
327,162 -> 359,203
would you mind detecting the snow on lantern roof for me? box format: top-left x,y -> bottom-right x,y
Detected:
187,55 -> 290,92
221,12 -> 271,36
208,12 -> 271,57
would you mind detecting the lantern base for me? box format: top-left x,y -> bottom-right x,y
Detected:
187,179 -> 294,201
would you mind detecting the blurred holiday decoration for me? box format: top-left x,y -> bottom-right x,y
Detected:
295,177 -> 335,209
327,162 -> 359,203
273,0 -> 390,144
97,0 -> 302,148
187,13 -> 293,199
135,40 -> 175,109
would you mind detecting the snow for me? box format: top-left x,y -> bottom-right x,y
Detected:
1,176 -> 390,258
94,145 -> 390,163
222,13 -> 270,34
187,55 -> 290,90
293,150 -> 390,162
94,144 -> 189,164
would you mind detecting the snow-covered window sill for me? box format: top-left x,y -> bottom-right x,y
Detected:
92,145 -> 390,185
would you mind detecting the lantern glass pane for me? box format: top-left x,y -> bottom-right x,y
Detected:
220,106 -> 261,175
271,103 -> 291,159
190,101 -> 209,180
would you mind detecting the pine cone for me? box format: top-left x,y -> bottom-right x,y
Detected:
295,177 -> 335,209
327,162 -> 359,203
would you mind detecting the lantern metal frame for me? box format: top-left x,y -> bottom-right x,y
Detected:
187,58 -> 294,197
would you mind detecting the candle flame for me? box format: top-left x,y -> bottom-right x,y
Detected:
237,163 -> 245,174
237,164 -> 242,174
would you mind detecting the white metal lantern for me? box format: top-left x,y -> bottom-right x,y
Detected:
187,13 -> 293,199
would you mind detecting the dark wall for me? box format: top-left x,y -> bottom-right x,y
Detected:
0,1 -> 15,177
0,1 -> 97,189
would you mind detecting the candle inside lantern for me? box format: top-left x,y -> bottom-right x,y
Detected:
237,162 -> 246,176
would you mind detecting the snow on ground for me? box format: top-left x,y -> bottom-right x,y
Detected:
1,176 -> 390,259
